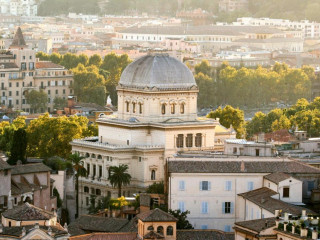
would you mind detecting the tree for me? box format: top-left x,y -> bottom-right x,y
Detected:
36,51 -> 49,61
168,209 -> 193,229
88,54 -> 102,67
108,164 -> 132,197
53,97 -> 67,110
245,112 -> 267,139
195,72 -> 215,108
49,52 -> 61,64
8,128 -> 27,165
207,105 -> 245,138
72,64 -> 106,106
26,114 -> 95,158
101,53 -> 131,106
146,182 -> 164,194
68,152 -> 87,218
25,90 -> 48,113
87,195 -> 97,214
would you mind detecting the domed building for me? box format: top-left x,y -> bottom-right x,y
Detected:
71,54 -> 217,215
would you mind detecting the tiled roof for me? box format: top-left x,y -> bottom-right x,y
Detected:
69,233 -> 138,240
235,217 -> 276,233
176,230 -> 235,240
140,194 -> 151,207
2,203 -> 55,221
10,27 -> 27,47
11,163 -> 52,175
168,160 -> 320,174
0,62 -> 19,69
238,187 -> 315,215
137,208 -> 178,222
0,159 -> 12,170
264,172 -> 292,184
36,61 -> 64,69
143,230 -> 164,239
68,215 -> 132,236
0,225 -> 67,238
120,25 -> 282,36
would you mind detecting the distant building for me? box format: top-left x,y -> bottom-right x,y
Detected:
0,0 -> 38,16
219,0 -> 248,12
224,139 -> 276,157
0,27 -> 73,113
168,157 -> 320,230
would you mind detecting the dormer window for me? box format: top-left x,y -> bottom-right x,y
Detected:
139,103 -> 143,114
126,102 -> 129,112
180,103 -> 185,114
161,104 -> 166,115
171,103 -> 175,114
133,102 -> 136,113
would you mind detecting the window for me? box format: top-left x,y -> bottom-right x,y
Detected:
56,90 -> 58,94
87,163 -> 90,175
86,197 -> 89,206
138,157 -> 142,162
225,181 -> 232,191
233,147 -> 237,154
201,225 -> 208,230
93,164 -> 96,177
16,82 -> 19,87
167,226 -> 173,235
308,181 -> 315,191
195,133 -> 202,147
222,202 -> 234,214
21,62 -> 26,70
151,170 -> 156,180
255,149 -> 260,156
186,134 -> 193,148
96,189 -> 101,195
171,103 -> 175,114
200,181 -> 210,191
176,134 -> 184,148
9,82 -> 11,87
157,226 -> 164,234
161,104 -> 166,114
84,186 -> 89,193
283,187 -> 290,198
147,226 -> 154,231
247,181 -> 254,191
139,103 -> 142,114
201,201 -> 208,214
16,100 -> 19,105
180,103 -> 185,114
132,102 -> 136,113
179,180 -> 185,191
126,102 -> 129,112
99,166 -> 102,178
16,91 -> 19,96
178,201 -> 185,212
63,89 -> 66,94
224,225 -> 231,232
9,91 -> 11,96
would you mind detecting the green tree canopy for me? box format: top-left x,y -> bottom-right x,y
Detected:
108,164 -> 132,197
168,209 -> 193,229
25,90 -> 48,113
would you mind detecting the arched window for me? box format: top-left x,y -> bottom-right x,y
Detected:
157,226 -> 164,234
186,134 -> 193,148
97,155 -> 102,159
195,133 -> 202,147
161,104 -> 166,115
167,226 -> 174,235
96,189 -> 101,195
91,188 -> 95,195
171,103 -> 175,114
126,101 -> 129,112
147,226 -> 154,231
132,102 -> 136,113
151,170 -> 156,180
139,103 -> 143,114
91,154 -> 96,158
85,153 -> 90,158
84,186 -> 89,193
180,103 -> 185,114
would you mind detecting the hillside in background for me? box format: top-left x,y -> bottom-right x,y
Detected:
38,0 -> 320,23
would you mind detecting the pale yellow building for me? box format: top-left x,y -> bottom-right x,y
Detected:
71,54 -> 218,215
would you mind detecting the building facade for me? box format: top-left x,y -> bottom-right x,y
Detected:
71,54 -> 217,215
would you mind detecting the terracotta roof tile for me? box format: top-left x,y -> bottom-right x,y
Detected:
36,61 -> 64,69
176,230 -> 235,240
69,232 -> 138,240
235,217 -> 276,233
137,208 -> 178,222
11,163 -> 52,175
264,172 -> 292,184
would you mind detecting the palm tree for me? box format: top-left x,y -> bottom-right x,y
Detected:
108,164 -> 132,197
68,152 -> 87,218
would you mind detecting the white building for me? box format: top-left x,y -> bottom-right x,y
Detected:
168,157 -> 320,231
0,0 -> 37,16
224,139 -> 276,157
71,54 -> 218,216
235,17 -> 320,39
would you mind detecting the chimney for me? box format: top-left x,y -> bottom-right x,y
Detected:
275,210 -> 279,217
284,212 -> 289,222
240,161 -> 245,172
34,223 -> 39,229
302,210 -> 306,217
